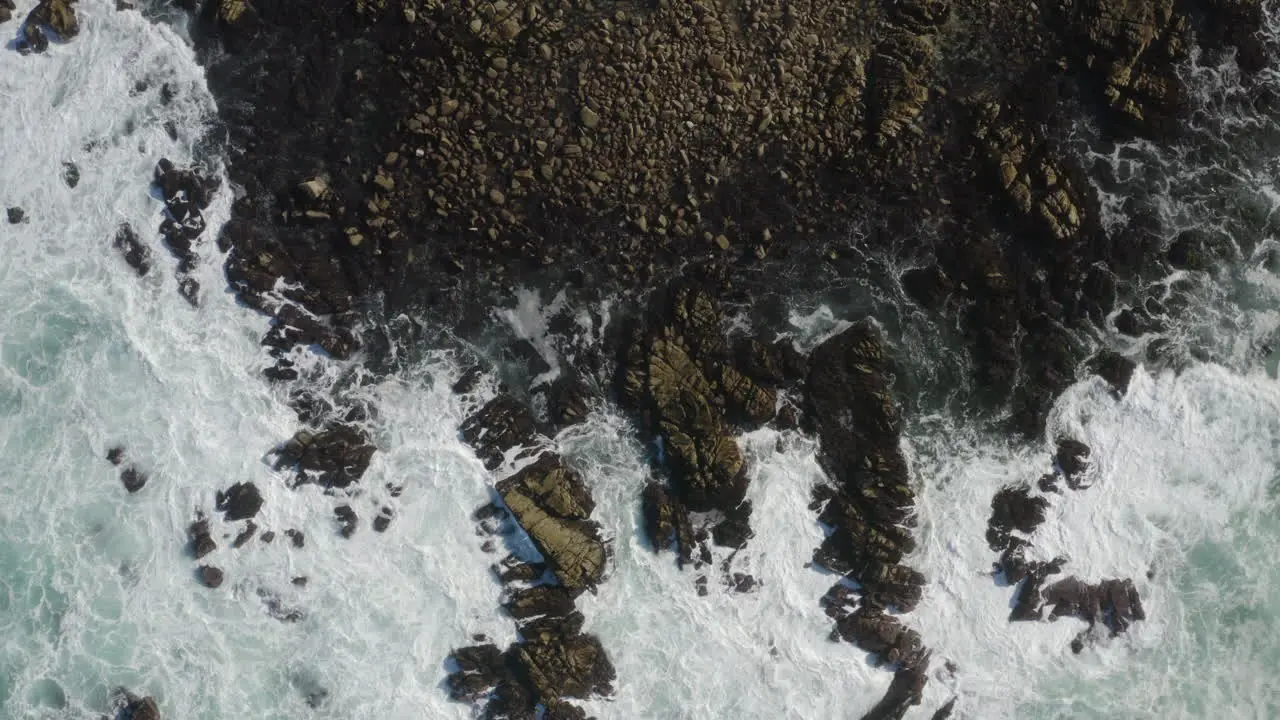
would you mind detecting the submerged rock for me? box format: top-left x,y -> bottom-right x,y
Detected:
116,692 -> 161,720
105,446 -> 125,466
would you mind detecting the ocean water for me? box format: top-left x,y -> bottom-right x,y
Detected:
3,0 -> 1280,718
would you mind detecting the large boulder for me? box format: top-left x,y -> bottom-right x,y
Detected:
24,0 -> 77,39
498,457 -> 606,590
515,632 -> 615,701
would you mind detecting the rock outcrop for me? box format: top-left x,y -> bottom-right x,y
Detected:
448,393 -> 614,718
113,224 -> 153,277
805,321 -> 929,719
983,440 -> 1146,646
620,281 -> 797,566
153,160 -> 217,306
216,481 -> 263,521
273,423 -> 376,488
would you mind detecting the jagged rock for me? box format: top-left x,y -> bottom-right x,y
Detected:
860,665 -> 928,720
1055,439 -> 1092,489
275,424 -> 376,488
546,373 -> 593,429
498,457 -> 606,590
640,481 -> 694,565
119,466 -> 147,493
177,276 -> 200,307
806,322 -> 922,611
334,505 -> 358,537
644,336 -> 746,511
17,24 -> 48,53
832,605 -> 927,669
868,30 -> 934,145
262,304 -> 358,359
61,161 -> 79,188
985,482 -> 1050,552
710,501 -> 753,550
719,365 -> 776,426
1042,576 -> 1146,648
188,517 -> 216,559
106,446 -> 125,465
5,207 -> 23,224
198,565 -> 224,588
495,555 -> 546,584
232,520 -> 258,548
216,481 -> 263,521
113,224 -> 152,276
497,454 -> 595,521
446,643 -> 506,700
459,395 -> 538,470
515,632 -> 615,701
1089,349 -> 1136,396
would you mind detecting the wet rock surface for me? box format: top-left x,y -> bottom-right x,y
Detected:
216,481 -> 263,521
273,423 -> 377,488
449,394 -> 614,717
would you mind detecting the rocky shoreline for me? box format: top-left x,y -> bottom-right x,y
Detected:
8,0 -> 1270,715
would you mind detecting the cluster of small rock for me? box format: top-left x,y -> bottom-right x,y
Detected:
447,391 -> 614,719
150,159 -> 219,306
621,281 -> 801,591
987,434 -> 1147,654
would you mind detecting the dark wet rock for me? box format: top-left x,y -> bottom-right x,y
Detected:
61,161 -> 79,188
198,565 -> 224,588
459,395 -> 538,470
1088,350 -> 1136,396
292,576 -> 307,586
860,665 -> 928,720
25,0 -> 78,39
17,24 -> 48,53
285,528 -> 305,548
260,530 -> 276,544
1055,439 -> 1092,489
446,643 -> 507,700
516,632 -> 616,701
119,466 -> 147,493
262,304 -> 358,360
986,483 -> 1049,552
334,505 -> 357,538
274,424 -> 377,488
373,507 -> 392,532
232,520 -> 258,548
496,453 -> 606,590
0,0 -> 12,24
216,481 -> 264,521
177,276 -> 200,307
117,693 -> 161,720
930,697 -> 957,720
106,446 -> 125,465
1042,576 -> 1146,647
113,224 -> 152,276
188,517 -> 216,559
451,366 -> 486,395
1037,473 -> 1061,494
806,321 -> 925,613
495,555 -> 546,584
726,572 -> 758,593
546,373 -> 593,429
641,481 -> 694,566
901,265 -> 955,311
6,207 -> 23,224
503,585 -> 578,622
831,605 -> 928,669
711,501 -> 754,550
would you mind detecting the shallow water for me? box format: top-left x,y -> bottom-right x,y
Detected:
4,0 -> 1280,718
